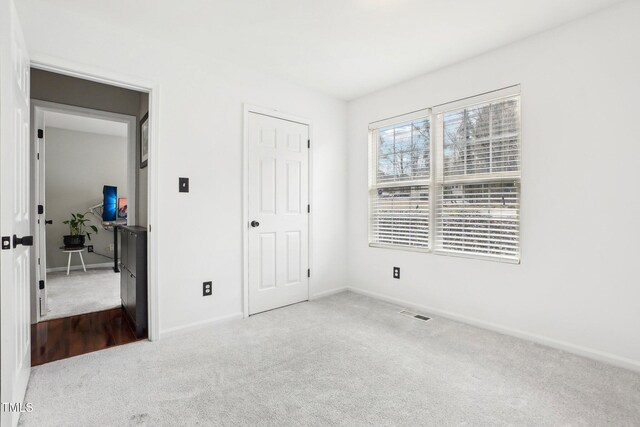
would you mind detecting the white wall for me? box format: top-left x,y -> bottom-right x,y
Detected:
347,1 -> 640,370
17,2 -> 348,335
17,0 -> 638,370
45,127 -> 127,269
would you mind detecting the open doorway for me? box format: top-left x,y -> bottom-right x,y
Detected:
30,69 -> 150,365
34,105 -> 134,320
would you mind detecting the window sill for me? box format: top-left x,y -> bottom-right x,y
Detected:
368,242 -> 521,264
368,243 -> 430,254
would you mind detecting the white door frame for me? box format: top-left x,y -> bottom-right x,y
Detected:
242,104 -> 313,318
30,54 -> 161,341
30,100 -> 137,323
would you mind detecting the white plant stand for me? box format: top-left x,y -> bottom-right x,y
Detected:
60,246 -> 87,275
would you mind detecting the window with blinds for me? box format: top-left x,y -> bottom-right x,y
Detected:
368,87 -> 521,262
435,95 -> 521,262
369,115 -> 431,250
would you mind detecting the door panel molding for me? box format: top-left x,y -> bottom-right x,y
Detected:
243,105 -> 313,318
0,2 -> 31,425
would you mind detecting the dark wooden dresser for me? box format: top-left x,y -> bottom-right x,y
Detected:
118,225 -> 147,337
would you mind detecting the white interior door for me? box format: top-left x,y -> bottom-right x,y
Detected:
34,108 -> 47,319
0,2 -> 32,426
248,112 -> 309,315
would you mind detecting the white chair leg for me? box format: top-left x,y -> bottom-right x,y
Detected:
78,251 -> 86,272
67,252 -> 72,275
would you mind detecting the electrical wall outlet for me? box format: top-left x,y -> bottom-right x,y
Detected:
203,281 -> 212,296
87,245 -> 94,253
393,267 -> 400,279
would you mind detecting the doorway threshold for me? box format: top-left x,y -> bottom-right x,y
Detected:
31,307 -> 145,366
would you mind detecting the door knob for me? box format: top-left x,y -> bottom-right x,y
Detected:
45,220 -> 53,225
13,235 -> 33,248
250,220 -> 260,228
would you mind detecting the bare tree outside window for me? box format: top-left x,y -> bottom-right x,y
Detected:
437,97 -> 520,260
369,92 -> 520,261
372,118 -> 431,248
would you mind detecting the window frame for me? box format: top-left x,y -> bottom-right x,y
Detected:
368,86 -> 521,263
368,109 -> 432,252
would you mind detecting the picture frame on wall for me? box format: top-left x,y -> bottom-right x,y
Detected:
140,112 -> 149,168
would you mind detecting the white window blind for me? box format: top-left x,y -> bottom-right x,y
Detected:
435,95 -> 521,262
436,181 -> 520,260
369,115 -> 431,250
368,87 -> 521,262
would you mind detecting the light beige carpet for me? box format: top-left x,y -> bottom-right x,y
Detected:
20,291 -> 640,426
43,268 -> 120,320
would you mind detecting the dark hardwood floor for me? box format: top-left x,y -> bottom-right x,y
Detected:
31,307 -> 145,366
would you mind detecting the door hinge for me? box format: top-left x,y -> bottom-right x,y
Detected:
38,204 -> 44,215
307,204 -> 310,213
37,129 -> 44,139
307,268 -> 310,278
38,257 -> 40,265
37,153 -> 40,160
307,139 -> 310,149
39,280 -> 45,290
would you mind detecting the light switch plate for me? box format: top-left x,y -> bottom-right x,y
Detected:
179,177 -> 189,193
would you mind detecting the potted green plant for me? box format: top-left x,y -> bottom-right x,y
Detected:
62,213 -> 98,248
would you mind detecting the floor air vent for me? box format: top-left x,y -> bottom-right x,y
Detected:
399,310 -> 431,321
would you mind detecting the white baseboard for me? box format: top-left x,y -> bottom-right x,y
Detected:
160,312 -> 244,339
310,287 -> 348,300
46,262 -> 113,273
346,286 -> 640,373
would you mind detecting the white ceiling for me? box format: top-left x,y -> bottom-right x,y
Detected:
45,111 -> 128,138
22,0 -> 625,100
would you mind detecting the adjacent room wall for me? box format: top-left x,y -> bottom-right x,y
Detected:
346,1 -> 640,370
137,92 -> 149,227
45,127 -> 128,269
31,69 -> 150,227
17,2 -> 349,335
31,69 -> 141,117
